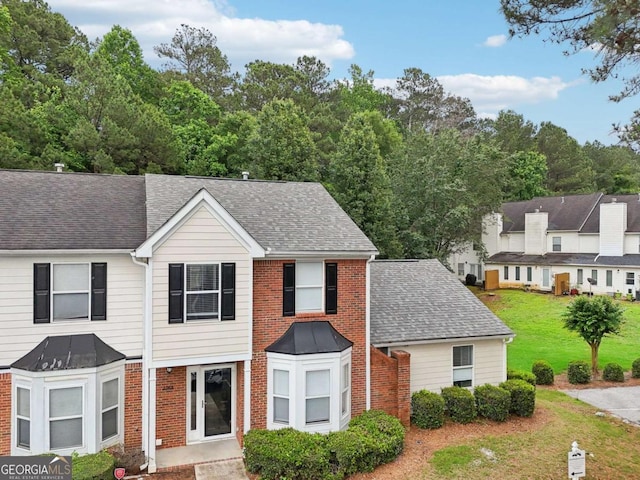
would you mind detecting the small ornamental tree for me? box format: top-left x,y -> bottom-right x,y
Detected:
562,296 -> 625,378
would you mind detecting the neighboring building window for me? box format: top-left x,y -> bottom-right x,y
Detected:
101,379 -> 119,441
49,386 -> 83,450
341,363 -> 350,417
552,237 -> 561,252
457,263 -> 464,276
577,269 -> 583,285
273,370 -> 289,424
626,272 -> 635,285
470,264 -> 476,275
591,270 -> 598,285
515,266 -> 520,281
453,346 -> 473,388
16,387 -> 30,449
607,270 -> 613,287
168,263 -> 235,323
526,267 -> 532,282
503,266 -> 509,280
33,263 -> 107,323
283,262 -> 338,316
306,370 -> 330,424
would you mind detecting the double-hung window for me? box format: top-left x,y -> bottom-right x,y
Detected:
552,237 -> 561,252
626,272 -> 635,286
515,266 -> 520,281
16,387 -> 30,449
606,270 -> 613,287
526,267 -> 532,282
457,263 -> 464,276
591,270 -> 598,286
101,378 -> 119,441
48,386 -> 83,450
341,362 -> 350,417
273,370 -> 289,424
503,266 -> 509,280
577,269 -> 583,285
283,262 -> 338,316
452,345 -> 473,388
305,370 -> 330,424
33,263 -> 107,323
169,263 -> 235,323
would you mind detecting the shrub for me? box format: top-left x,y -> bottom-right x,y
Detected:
327,429 -> 378,476
507,368 -> 536,386
244,428 -> 331,480
411,390 -> 444,429
474,384 -> 511,422
72,451 -> 116,480
500,379 -> 536,417
602,362 -> 625,382
632,358 -> 640,378
441,386 -> 477,424
567,360 -> 591,384
531,360 -> 555,385
348,410 -> 405,465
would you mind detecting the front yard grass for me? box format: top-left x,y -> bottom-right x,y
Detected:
425,389 -> 640,479
476,289 -> 640,373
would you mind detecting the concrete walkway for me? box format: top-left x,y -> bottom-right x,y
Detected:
195,459 -> 249,480
564,385 -> 640,425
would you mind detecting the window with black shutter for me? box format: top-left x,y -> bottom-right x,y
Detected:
168,263 -> 184,323
34,263 -> 50,323
325,263 -> 337,314
283,263 -> 295,316
221,263 -> 236,320
91,263 -> 107,320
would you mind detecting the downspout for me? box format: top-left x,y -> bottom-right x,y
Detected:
365,254 -> 375,410
130,252 -> 155,472
502,337 -> 514,382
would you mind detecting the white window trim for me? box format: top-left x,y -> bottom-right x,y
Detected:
452,345 -> 474,388
272,369 -> 290,425
295,260 -> 325,314
340,359 -> 350,419
267,348 -> 352,433
185,263 -> 221,321
11,361 -> 124,456
14,383 -> 31,452
552,236 -> 561,252
51,262 -> 91,322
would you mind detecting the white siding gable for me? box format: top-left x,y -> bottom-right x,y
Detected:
524,211 -> 548,255
600,202 -> 627,256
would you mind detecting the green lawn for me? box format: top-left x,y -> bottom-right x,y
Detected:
476,289 -> 640,373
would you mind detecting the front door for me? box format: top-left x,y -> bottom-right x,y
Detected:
187,364 -> 235,443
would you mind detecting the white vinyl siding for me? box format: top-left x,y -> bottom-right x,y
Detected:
0,254 -> 143,366
152,206 -> 252,361
400,340 -> 507,394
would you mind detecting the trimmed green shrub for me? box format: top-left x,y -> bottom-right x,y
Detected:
244,428 -> 332,480
632,358 -> 640,378
348,409 -> 405,465
603,362 -> 625,382
72,451 -> 116,480
474,384 -> 511,422
531,360 -> 555,385
507,368 -> 536,386
327,429 -> 378,476
411,390 -> 444,429
500,379 -> 536,417
441,386 -> 477,424
567,360 -> 591,384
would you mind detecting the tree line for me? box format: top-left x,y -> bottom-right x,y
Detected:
2,0 -> 640,263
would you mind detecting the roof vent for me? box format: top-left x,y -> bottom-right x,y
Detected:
612,198 -> 617,203
534,208 -> 539,213
54,163 -> 65,173
242,171 -> 249,180
561,196 -> 565,203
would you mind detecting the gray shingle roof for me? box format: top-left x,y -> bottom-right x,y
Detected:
487,252 -> 640,268
581,194 -> 640,233
0,170 -> 377,254
501,193 -> 602,233
145,174 -> 377,254
370,259 -> 513,345
0,169 -> 147,250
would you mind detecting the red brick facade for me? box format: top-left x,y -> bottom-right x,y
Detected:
251,259 -> 368,430
0,373 -> 10,455
156,366 -> 187,449
370,347 -> 411,427
124,363 -> 143,449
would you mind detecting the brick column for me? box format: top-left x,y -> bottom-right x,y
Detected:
391,350 -> 411,427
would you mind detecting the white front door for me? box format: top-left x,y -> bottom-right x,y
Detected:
187,364 -> 235,443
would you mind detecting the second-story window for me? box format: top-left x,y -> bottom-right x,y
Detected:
552,237 -> 561,252
296,263 -> 323,313
52,264 -> 90,320
283,262 -> 337,316
186,264 -> 219,320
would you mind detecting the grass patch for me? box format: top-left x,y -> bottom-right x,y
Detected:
426,389 -> 640,479
477,289 -> 640,373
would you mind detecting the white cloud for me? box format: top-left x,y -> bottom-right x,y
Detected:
483,34 -> 507,48
47,0 -> 355,69
373,73 -> 580,116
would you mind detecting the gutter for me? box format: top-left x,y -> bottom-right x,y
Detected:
365,254 -> 375,410
373,333 -> 515,349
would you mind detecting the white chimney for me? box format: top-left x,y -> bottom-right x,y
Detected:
242,171 -> 250,180
54,163 -> 64,173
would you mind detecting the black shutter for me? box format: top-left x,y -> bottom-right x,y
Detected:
169,263 -> 184,323
91,263 -> 107,320
221,263 -> 236,320
325,262 -> 338,315
283,263 -> 295,317
33,263 -> 50,324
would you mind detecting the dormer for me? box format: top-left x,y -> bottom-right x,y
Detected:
524,210 -> 548,255
600,199 -> 627,256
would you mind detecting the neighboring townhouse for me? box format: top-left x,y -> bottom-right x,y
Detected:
453,193 -> 640,296
370,259 -> 513,395
0,169 -> 513,473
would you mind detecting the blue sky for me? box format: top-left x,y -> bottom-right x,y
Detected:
47,0 -> 637,145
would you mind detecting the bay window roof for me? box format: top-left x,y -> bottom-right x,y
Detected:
265,321 -> 352,355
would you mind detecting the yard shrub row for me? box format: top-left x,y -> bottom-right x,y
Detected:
499,379 -> 536,417
567,360 -> 591,384
474,384 -> 511,422
603,362 -> 625,382
72,451 -> 116,480
531,360 -> 555,385
441,386 -> 477,424
507,368 -> 536,386
632,358 -> 640,378
411,390 -> 444,429
244,410 -> 404,480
